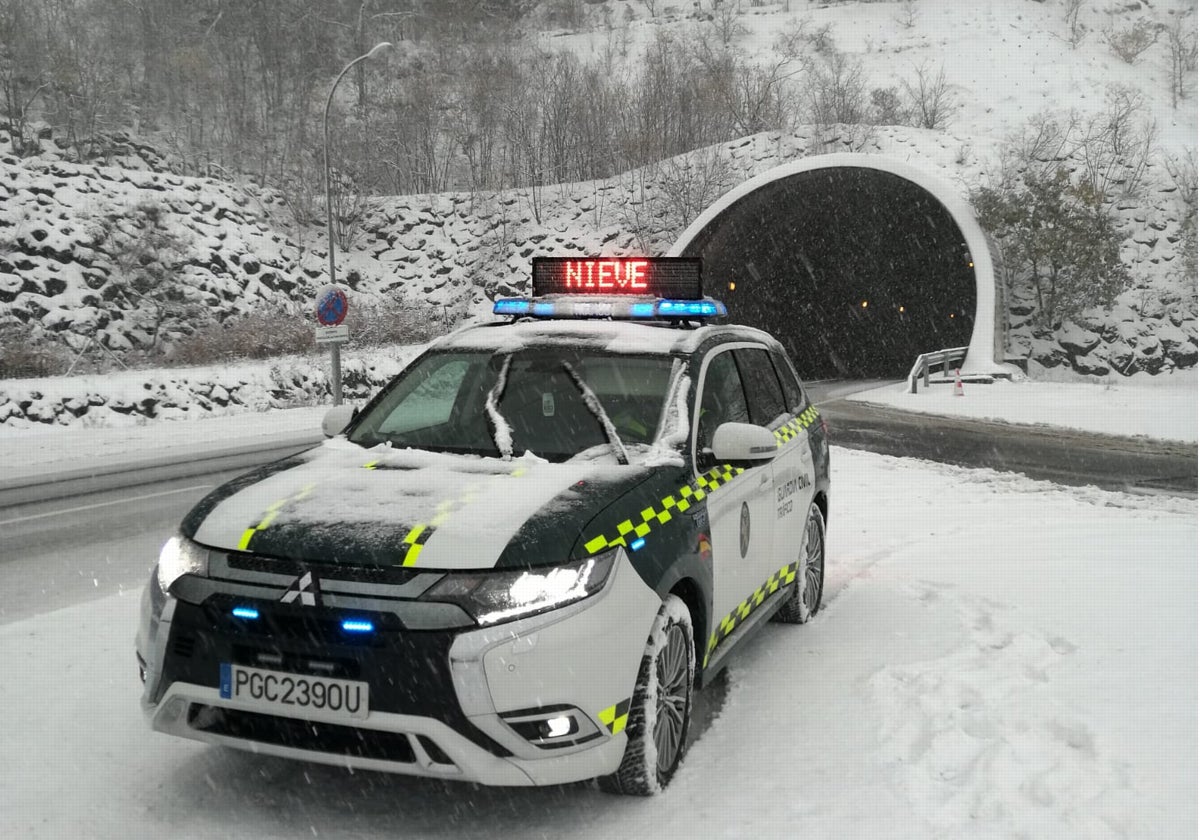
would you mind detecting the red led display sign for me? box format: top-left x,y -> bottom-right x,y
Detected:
532,257 -> 703,299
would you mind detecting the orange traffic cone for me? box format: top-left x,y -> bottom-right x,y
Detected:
953,368 -> 964,397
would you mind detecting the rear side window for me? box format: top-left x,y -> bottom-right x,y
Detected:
733,348 -> 787,428
771,351 -> 807,413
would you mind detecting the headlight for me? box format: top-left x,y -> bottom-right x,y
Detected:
156,535 -> 209,593
422,549 -> 619,626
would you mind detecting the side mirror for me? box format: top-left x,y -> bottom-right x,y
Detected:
322,405 -> 357,438
710,422 -> 778,462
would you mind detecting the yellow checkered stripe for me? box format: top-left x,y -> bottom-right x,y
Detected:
237,483 -> 317,551
598,698 -> 631,735
703,561 -> 799,668
773,406 -> 821,446
398,523 -> 435,566
390,464 -> 529,566
582,465 -> 745,556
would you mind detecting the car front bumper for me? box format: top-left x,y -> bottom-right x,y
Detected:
138,552 -> 659,786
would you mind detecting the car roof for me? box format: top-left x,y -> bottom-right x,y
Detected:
434,317 -> 784,357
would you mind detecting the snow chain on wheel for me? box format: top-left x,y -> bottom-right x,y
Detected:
599,594 -> 695,796
774,501 -> 825,625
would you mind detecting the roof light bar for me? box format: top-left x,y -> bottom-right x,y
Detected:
657,300 -> 727,318
493,299 -> 531,316
492,297 -> 727,320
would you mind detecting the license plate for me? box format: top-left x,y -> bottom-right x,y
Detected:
219,663 -> 369,720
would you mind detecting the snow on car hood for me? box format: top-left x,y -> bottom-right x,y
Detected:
186,438 -> 649,570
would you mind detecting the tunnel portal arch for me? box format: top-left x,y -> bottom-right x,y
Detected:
668,154 -> 1009,378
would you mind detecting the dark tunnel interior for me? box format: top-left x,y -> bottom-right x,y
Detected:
682,167 -> 976,380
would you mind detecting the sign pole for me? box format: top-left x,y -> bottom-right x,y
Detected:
331,343 -> 343,406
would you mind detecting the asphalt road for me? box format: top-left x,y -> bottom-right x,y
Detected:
807,382 -> 1197,496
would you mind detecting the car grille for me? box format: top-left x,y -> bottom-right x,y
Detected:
187,704 -> 461,768
228,553 -> 428,586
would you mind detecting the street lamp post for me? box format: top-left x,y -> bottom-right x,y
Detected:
323,41 -> 392,406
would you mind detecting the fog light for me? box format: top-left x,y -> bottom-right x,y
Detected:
500,705 -> 600,749
543,715 -> 575,738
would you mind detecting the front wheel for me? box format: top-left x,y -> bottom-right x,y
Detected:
774,501 -> 825,624
599,594 -> 695,796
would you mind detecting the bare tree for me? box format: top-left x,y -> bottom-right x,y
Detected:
1063,0 -> 1087,48
651,145 -> 734,235
707,1 -> 746,46
894,0 -> 918,31
806,51 -> 869,129
1103,18 -> 1159,64
0,1 -> 48,156
1166,12 -> 1198,109
101,201 -> 197,352
1075,85 -> 1156,200
901,60 -> 957,130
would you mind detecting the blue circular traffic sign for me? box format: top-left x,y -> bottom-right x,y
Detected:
315,285 -> 348,326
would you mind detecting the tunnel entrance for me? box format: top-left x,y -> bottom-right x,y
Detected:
674,165 -> 977,380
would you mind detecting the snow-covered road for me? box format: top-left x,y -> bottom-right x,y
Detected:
1,447 -> 1193,839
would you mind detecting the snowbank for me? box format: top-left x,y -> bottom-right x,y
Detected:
850,368 -> 1198,443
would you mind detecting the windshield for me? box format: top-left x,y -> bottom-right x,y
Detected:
347,349 -> 675,463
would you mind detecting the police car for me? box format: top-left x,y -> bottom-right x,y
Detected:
137,257 -> 830,795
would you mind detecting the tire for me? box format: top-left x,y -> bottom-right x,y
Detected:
599,594 -> 695,796
774,501 -> 825,625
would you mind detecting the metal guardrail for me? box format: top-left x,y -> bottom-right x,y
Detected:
907,347 -> 968,393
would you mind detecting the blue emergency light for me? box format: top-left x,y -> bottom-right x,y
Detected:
341,618 -> 375,634
493,297 -> 727,320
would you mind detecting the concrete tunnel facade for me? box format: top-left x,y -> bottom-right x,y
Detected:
668,154 -> 1011,379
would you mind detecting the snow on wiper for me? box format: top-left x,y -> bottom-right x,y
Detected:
485,354 -> 514,460
561,361 -> 629,466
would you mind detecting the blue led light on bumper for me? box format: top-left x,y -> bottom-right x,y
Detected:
341,619 -> 375,634
231,606 -> 260,620
630,538 -> 646,551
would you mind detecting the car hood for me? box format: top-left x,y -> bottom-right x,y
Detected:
183,438 -> 656,570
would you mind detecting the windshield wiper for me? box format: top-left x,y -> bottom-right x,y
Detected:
485,355 -> 515,459
561,362 -> 629,466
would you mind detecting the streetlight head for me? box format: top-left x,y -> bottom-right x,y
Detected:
366,42 -> 393,59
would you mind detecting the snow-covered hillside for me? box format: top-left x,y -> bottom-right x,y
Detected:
0,0 -> 1196,429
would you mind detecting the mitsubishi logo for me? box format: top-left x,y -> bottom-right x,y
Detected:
280,571 -> 321,606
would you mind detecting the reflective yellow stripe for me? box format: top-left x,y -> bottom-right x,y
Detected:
237,485 -> 315,552
774,407 -> 821,446
703,560 -> 800,668
598,698 -> 631,734
581,465 -> 744,556
390,465 -> 526,567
